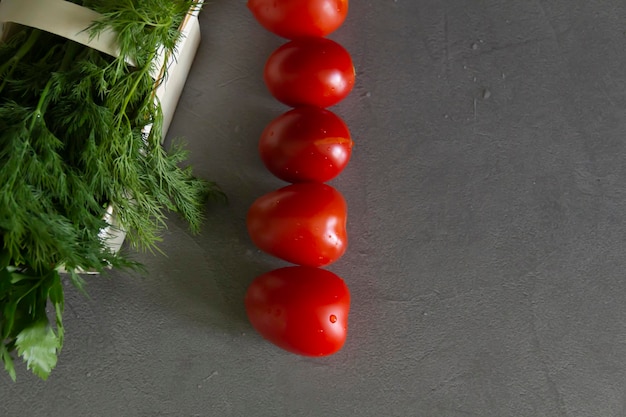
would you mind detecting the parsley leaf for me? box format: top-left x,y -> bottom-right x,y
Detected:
1,343 -> 16,382
15,321 -> 60,381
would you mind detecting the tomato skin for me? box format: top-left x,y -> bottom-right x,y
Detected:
259,107 -> 353,183
264,37 -> 355,108
247,183 -> 348,267
247,0 -> 349,39
245,266 -> 350,356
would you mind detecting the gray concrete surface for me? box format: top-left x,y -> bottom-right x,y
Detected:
4,0 -> 626,416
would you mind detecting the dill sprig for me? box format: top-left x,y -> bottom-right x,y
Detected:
0,0 -> 220,380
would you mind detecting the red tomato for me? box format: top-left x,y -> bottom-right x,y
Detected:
245,266 -> 350,356
264,37 -> 355,108
259,107 -> 353,183
247,0 -> 349,39
247,183 -> 347,267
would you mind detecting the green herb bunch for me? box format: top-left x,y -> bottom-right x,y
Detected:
0,0 -> 220,380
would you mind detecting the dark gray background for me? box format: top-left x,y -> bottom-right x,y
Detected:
4,0 -> 626,416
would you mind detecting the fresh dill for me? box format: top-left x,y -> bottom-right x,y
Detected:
0,0 -> 221,380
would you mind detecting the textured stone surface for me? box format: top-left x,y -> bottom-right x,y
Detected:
4,1 -> 626,416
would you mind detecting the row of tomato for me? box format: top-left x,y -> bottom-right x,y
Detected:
243,0 -> 355,356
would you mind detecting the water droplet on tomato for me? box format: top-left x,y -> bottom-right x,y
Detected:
330,315 -> 337,323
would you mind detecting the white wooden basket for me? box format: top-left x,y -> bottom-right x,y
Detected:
0,0 -> 204,272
